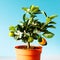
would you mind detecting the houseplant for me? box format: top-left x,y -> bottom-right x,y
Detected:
9,5 -> 57,60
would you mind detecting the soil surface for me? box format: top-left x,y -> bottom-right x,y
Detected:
15,45 -> 41,49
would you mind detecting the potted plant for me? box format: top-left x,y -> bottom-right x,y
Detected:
9,5 -> 57,60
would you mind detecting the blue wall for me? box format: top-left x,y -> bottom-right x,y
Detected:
0,0 -> 60,57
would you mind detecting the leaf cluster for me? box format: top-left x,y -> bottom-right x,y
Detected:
9,5 -> 57,46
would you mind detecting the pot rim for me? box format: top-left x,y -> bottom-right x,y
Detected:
15,45 -> 42,50
15,45 -> 42,55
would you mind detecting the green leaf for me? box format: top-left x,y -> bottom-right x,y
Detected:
49,21 -> 56,24
21,34 -> 28,43
30,5 -> 39,11
46,15 -> 57,24
17,25 -> 23,32
38,36 -> 42,42
30,5 -> 35,11
22,7 -> 28,12
23,14 -> 29,21
9,26 -> 15,31
30,13 -> 37,17
46,17 -> 51,24
41,11 -> 47,17
33,10 -> 41,14
43,32 -> 54,38
32,9 -> 39,13
23,14 -> 26,21
30,5 -> 41,14
32,33 -> 39,39
30,5 -> 40,14
49,15 -> 58,19
47,25 -> 56,28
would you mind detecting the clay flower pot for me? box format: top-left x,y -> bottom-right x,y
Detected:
15,45 -> 42,60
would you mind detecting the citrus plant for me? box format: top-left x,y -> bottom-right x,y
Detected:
9,5 -> 57,48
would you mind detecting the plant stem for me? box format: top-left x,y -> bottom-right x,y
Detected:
27,42 -> 30,49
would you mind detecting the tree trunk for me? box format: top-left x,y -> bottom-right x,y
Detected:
27,42 -> 30,49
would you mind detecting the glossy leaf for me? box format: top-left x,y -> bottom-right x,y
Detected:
23,14 -> 29,21
30,5 -> 39,11
46,15 -> 57,24
22,7 -> 28,12
30,5 -> 35,11
16,25 -> 23,32
21,34 -> 28,43
49,21 -> 56,24
41,11 -> 47,17
46,17 -> 51,24
32,33 -> 39,39
47,25 -> 56,28
43,32 -> 54,38
9,26 -> 15,31
49,15 -> 57,19
23,14 -> 26,21
38,36 -> 42,42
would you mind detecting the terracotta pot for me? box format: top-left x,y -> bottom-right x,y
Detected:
15,45 -> 42,60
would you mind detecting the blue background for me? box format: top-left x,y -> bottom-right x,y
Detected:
0,0 -> 60,58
